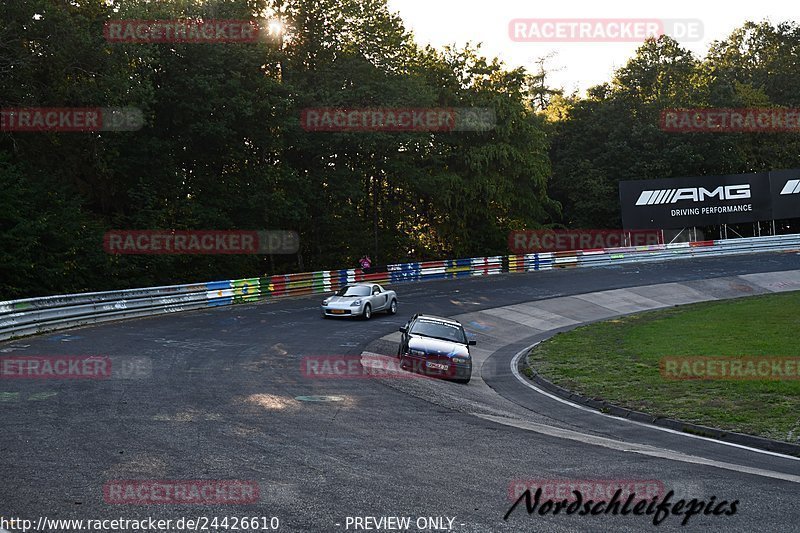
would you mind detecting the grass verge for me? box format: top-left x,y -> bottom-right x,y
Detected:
527,292 -> 800,443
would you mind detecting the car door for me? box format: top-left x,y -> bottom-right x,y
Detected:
377,284 -> 389,309
371,285 -> 386,310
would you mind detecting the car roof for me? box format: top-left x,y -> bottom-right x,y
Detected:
346,283 -> 377,287
414,314 -> 462,326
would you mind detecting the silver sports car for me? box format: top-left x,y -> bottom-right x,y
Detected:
320,283 -> 398,319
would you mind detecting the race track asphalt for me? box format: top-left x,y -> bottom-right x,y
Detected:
2,252 -> 799,532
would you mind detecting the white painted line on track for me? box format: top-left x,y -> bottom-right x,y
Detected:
477,412 -> 800,484
509,343 -> 800,465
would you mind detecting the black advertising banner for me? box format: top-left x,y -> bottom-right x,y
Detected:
619,172 -> 772,229
769,168 -> 800,220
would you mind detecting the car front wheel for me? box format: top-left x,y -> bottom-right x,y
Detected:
388,299 -> 397,315
362,304 -> 372,320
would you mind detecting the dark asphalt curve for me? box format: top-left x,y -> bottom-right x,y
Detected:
1,252 -> 799,532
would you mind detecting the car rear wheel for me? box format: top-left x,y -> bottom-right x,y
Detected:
388,299 -> 397,315
362,304 -> 371,320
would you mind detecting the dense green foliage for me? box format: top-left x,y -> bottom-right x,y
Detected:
548,22 -> 800,227
1,1 -> 797,298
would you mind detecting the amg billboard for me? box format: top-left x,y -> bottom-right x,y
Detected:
619,172 -> 773,229
769,168 -> 800,220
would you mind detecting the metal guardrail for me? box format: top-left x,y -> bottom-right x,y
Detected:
508,234 -> 800,271
1,234 -> 798,341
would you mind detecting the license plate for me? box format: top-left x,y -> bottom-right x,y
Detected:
426,362 -> 449,370
331,309 -> 345,314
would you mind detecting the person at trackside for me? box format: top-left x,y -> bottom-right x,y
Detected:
359,255 -> 372,273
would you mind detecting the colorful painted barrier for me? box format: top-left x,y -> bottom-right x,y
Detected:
2,234 -> 799,340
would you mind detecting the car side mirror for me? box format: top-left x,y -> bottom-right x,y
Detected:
468,340 -> 476,346
399,326 -> 408,333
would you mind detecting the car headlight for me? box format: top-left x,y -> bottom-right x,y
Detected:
322,299 -> 329,305
350,300 -> 362,306
409,349 -> 426,356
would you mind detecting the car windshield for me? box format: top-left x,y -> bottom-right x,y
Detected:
336,286 -> 371,297
410,319 -> 466,344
